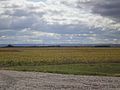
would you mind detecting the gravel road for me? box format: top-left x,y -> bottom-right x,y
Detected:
0,70 -> 120,90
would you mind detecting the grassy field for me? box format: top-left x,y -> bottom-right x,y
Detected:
0,47 -> 120,76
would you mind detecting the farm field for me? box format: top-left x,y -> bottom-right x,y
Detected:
0,47 -> 120,76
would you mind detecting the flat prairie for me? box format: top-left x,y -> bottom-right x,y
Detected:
0,47 -> 120,76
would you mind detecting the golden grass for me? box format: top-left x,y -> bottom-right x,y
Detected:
0,47 -> 120,66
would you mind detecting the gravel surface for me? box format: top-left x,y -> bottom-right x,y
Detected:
0,70 -> 120,90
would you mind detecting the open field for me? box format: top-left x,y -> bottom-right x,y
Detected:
0,47 -> 120,76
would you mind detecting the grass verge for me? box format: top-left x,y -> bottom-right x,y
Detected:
1,63 -> 120,77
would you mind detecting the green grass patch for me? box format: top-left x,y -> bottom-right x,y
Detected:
1,63 -> 120,77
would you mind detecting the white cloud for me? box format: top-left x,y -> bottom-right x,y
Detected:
0,0 -> 120,44
1,0 -> 120,30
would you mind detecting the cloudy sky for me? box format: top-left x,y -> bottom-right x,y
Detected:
0,0 -> 120,44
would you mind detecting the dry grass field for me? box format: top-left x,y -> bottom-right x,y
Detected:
0,47 -> 120,76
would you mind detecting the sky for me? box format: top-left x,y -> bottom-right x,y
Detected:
0,0 -> 120,44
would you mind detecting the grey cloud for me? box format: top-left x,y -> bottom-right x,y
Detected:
76,0 -> 120,19
0,0 -> 120,44
0,0 -> 45,30
0,16 -> 12,29
92,0 -> 120,20
0,0 -> 8,1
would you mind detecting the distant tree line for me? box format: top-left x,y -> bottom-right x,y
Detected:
6,44 -> 14,47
